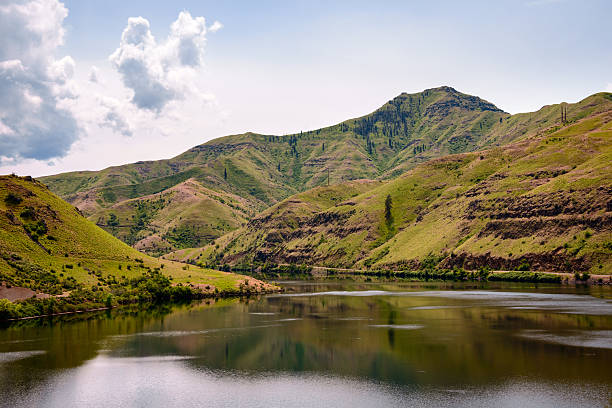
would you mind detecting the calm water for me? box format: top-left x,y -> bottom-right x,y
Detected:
1,281 -> 611,408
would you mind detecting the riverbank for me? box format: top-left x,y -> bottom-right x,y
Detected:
1,287 -> 281,323
0,271 -> 280,322
226,263 -> 612,286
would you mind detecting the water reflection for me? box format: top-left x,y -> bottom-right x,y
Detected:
0,281 -> 611,407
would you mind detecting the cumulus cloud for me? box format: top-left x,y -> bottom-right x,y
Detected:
0,2 -> 224,170
109,11 -> 220,112
98,97 -> 133,137
0,0 -> 79,162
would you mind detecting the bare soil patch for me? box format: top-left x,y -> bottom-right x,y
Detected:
0,284 -> 51,301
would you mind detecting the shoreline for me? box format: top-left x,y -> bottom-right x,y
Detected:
6,306 -> 114,321
1,285 -> 282,323
2,288 -> 282,322
233,263 -> 612,286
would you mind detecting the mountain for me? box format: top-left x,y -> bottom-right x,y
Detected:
170,93 -> 612,274
0,175 -> 274,307
40,87 -> 612,256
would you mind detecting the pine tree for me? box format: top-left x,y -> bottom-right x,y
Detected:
224,168 -> 227,180
384,194 -> 393,227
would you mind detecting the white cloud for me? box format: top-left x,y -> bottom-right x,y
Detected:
88,66 -> 100,83
98,96 -> 133,137
0,118 -> 16,136
109,11 -> 220,112
0,4 -> 226,175
0,0 -> 67,65
0,0 -> 79,162
209,21 -> 223,33
606,83 -> 612,92
48,56 -> 75,84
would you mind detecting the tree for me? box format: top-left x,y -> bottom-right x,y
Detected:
107,213 -> 119,227
384,194 -> 393,227
224,168 -> 227,180
561,104 -> 568,123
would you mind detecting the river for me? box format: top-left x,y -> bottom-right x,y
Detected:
1,280 -> 611,407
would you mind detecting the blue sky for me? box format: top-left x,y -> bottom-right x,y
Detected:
1,0 -> 611,176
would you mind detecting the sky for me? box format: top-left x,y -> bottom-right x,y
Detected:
1,0 -> 611,177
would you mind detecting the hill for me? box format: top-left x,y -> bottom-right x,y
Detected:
36,87 -> 513,254
175,93 -> 612,274
0,175 -> 275,318
87,179 -> 258,256
40,88 -> 612,256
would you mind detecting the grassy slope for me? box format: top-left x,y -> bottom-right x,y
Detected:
40,89 -> 612,256
37,87 -> 515,254
0,175 -> 271,295
193,94 -> 612,274
163,179 -> 382,263
89,178 -> 257,256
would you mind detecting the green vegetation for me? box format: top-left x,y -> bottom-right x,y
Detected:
487,271 -> 561,283
43,87 -> 612,257
189,97 -> 612,275
0,175 -> 277,320
31,88 -> 612,277
0,270 -> 200,320
222,261 -> 564,285
88,179 -> 256,256
384,194 -> 393,229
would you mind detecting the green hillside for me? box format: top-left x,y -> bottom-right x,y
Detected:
40,88 -> 612,256
88,179 -> 258,256
183,94 -> 612,274
163,179 -> 382,264
0,175 -> 276,318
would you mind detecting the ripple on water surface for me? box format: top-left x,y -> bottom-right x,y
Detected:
275,290 -> 612,315
0,350 -> 46,363
518,330 -> 612,349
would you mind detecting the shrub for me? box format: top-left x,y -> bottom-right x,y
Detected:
488,271 -> 561,283
4,192 -> 22,205
0,299 -> 20,320
19,207 -> 36,219
517,262 -> 530,271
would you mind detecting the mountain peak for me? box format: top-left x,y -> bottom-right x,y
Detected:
382,86 -> 504,117
426,85 -> 459,93
390,86 -> 505,113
